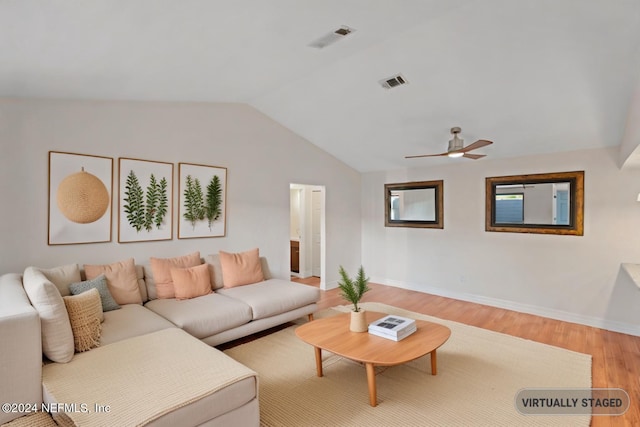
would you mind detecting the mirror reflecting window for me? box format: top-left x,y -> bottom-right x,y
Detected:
486,171 -> 584,235
385,180 -> 443,228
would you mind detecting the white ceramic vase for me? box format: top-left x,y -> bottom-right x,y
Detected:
350,309 -> 368,333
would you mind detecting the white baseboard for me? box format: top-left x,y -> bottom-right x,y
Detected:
370,276 -> 640,337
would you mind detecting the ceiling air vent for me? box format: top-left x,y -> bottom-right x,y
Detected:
380,74 -> 408,89
308,26 -> 355,49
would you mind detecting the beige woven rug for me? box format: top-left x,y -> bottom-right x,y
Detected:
224,302 -> 592,427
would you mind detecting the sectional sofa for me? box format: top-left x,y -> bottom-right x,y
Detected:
0,249 -> 320,426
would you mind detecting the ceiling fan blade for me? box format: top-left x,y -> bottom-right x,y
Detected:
463,153 -> 486,160
404,152 -> 448,159
459,139 -> 493,153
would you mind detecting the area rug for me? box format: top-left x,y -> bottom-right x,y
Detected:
224,302 -> 592,427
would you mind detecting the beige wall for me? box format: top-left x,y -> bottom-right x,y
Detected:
3,98 -> 639,334
362,146 -> 640,335
0,98 -> 362,286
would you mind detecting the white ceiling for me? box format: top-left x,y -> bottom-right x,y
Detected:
2,0 -> 640,172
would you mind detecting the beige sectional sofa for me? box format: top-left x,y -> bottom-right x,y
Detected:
0,252 -> 320,426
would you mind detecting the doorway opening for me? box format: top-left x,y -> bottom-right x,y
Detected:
290,184 -> 326,289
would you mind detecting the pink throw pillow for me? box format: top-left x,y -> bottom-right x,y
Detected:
84,258 -> 142,305
170,264 -> 213,300
150,252 -> 201,299
219,248 -> 264,288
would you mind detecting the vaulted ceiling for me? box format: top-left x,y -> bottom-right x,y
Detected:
2,0 -> 640,172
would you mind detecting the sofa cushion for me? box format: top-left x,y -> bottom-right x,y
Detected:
171,264 -> 213,300
149,251 -> 201,299
42,328 -> 257,427
63,288 -> 102,352
84,258 -> 142,305
145,293 -> 252,339
100,304 -> 176,346
22,267 -> 74,363
205,254 -> 272,290
219,248 -> 264,288
69,275 -> 121,314
217,279 -> 321,320
36,263 -> 82,297
134,264 -> 148,303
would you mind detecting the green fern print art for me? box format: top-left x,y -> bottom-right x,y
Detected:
123,171 -> 169,233
183,174 -> 223,230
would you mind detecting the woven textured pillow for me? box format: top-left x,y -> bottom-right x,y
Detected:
69,274 -> 121,315
63,288 -> 102,353
219,248 -> 264,288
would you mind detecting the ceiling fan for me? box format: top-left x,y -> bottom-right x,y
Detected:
405,127 -> 493,160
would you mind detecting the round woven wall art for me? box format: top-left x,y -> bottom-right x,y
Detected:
56,168 -> 110,224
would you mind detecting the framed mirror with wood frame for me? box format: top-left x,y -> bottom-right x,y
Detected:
385,180 -> 444,229
485,171 -> 584,235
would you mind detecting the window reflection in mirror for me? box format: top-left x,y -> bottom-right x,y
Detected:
385,180 -> 443,228
495,182 -> 571,225
486,171 -> 584,235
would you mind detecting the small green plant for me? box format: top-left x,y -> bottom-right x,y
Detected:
337,265 -> 370,312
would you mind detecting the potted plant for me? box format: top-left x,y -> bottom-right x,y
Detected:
338,265 -> 370,332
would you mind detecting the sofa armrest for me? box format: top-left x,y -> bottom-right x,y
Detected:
0,273 -> 43,424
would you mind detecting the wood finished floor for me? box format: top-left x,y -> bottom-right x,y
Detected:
288,277 -> 640,427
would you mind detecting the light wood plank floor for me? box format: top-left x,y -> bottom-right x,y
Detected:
290,277 -> 640,427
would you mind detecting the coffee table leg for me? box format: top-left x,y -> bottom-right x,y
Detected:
431,349 -> 437,375
314,347 -> 323,377
365,363 -> 377,407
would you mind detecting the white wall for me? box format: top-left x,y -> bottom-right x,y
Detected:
362,146 -> 640,335
0,98 -> 361,285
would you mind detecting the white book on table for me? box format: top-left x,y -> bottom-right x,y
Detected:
368,315 -> 416,337
368,323 -> 417,341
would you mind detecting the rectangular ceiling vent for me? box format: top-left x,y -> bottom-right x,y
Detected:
308,26 -> 355,49
379,74 -> 408,89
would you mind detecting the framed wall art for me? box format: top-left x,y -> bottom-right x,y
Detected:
178,162 -> 227,239
48,151 -> 113,245
118,158 -> 174,243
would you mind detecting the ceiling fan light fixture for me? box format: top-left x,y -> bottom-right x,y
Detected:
447,152 -> 464,158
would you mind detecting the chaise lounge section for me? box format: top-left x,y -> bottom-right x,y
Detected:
0,249 -> 320,426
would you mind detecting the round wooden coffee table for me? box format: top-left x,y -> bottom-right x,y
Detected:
295,311 -> 451,406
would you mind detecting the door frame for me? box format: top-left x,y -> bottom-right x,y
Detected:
289,183 -> 326,287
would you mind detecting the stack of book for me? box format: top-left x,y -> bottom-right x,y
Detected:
368,315 -> 417,341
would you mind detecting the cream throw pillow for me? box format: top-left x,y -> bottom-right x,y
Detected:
150,252 -> 201,299
23,267 -> 74,363
170,264 -> 213,300
63,288 -> 102,352
37,263 -> 82,297
219,248 -> 264,288
84,258 -> 142,305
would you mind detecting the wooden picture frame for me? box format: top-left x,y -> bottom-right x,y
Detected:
485,171 -> 584,235
384,180 -> 444,229
178,162 -> 227,239
118,158 -> 174,243
48,151 -> 113,245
